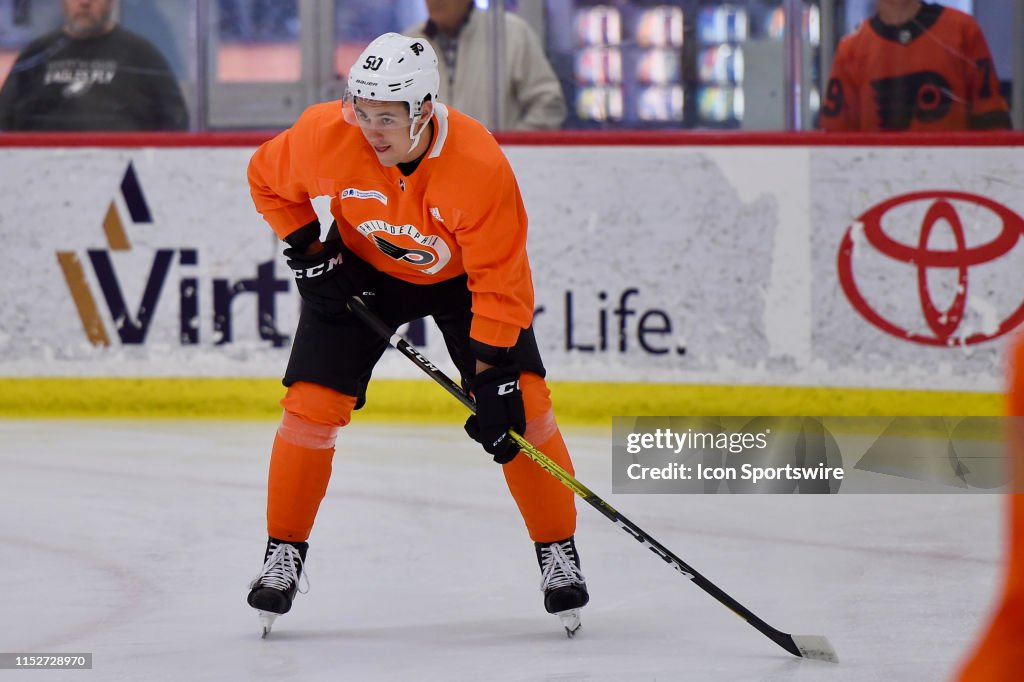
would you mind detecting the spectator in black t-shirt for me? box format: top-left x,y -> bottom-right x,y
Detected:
0,0 -> 189,131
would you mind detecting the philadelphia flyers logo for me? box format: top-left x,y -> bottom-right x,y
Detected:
871,71 -> 952,130
372,234 -> 435,266
355,219 -> 452,275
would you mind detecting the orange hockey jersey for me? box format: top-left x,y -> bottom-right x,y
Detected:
248,102 -> 534,348
820,3 -> 1010,132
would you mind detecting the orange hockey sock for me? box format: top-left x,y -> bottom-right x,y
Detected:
502,372 -> 577,543
266,434 -> 333,542
266,382 -> 356,542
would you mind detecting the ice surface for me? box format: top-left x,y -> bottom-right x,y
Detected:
0,420 -> 1003,681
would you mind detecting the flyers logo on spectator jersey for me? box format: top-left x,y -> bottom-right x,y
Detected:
55,162 -> 290,348
824,71 -> 956,129
356,219 -> 452,275
340,187 -> 388,205
871,71 -> 953,130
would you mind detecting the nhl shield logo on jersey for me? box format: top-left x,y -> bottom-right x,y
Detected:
355,219 -> 452,275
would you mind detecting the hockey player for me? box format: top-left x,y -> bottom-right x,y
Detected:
245,32 -> 588,637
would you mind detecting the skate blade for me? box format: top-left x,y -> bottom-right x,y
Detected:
557,608 -> 582,638
258,611 -> 278,638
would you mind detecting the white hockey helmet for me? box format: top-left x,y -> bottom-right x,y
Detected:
344,33 -> 440,130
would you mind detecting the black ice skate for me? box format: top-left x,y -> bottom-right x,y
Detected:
536,536 -> 589,637
247,537 -> 309,637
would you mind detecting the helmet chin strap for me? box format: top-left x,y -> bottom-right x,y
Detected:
406,110 -> 433,154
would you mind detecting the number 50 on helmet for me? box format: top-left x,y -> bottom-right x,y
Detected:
342,32 -> 440,136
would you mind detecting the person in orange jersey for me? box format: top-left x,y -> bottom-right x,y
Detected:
820,1 -> 1010,131
244,32 -> 588,637
955,332 -> 1024,680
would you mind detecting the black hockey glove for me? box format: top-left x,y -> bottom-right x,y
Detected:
283,239 -> 358,317
464,364 -> 525,464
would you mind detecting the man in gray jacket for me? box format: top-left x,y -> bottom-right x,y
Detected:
405,0 -> 566,130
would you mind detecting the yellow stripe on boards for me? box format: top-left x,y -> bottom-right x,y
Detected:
0,378 -> 1002,421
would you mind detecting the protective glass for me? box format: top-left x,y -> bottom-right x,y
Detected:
341,91 -> 414,131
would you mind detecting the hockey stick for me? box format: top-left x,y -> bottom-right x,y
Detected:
347,295 -> 838,663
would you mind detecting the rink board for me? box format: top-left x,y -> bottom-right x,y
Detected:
0,135 -> 1020,416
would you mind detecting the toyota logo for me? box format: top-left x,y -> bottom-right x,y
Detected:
837,191 -> 1024,346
